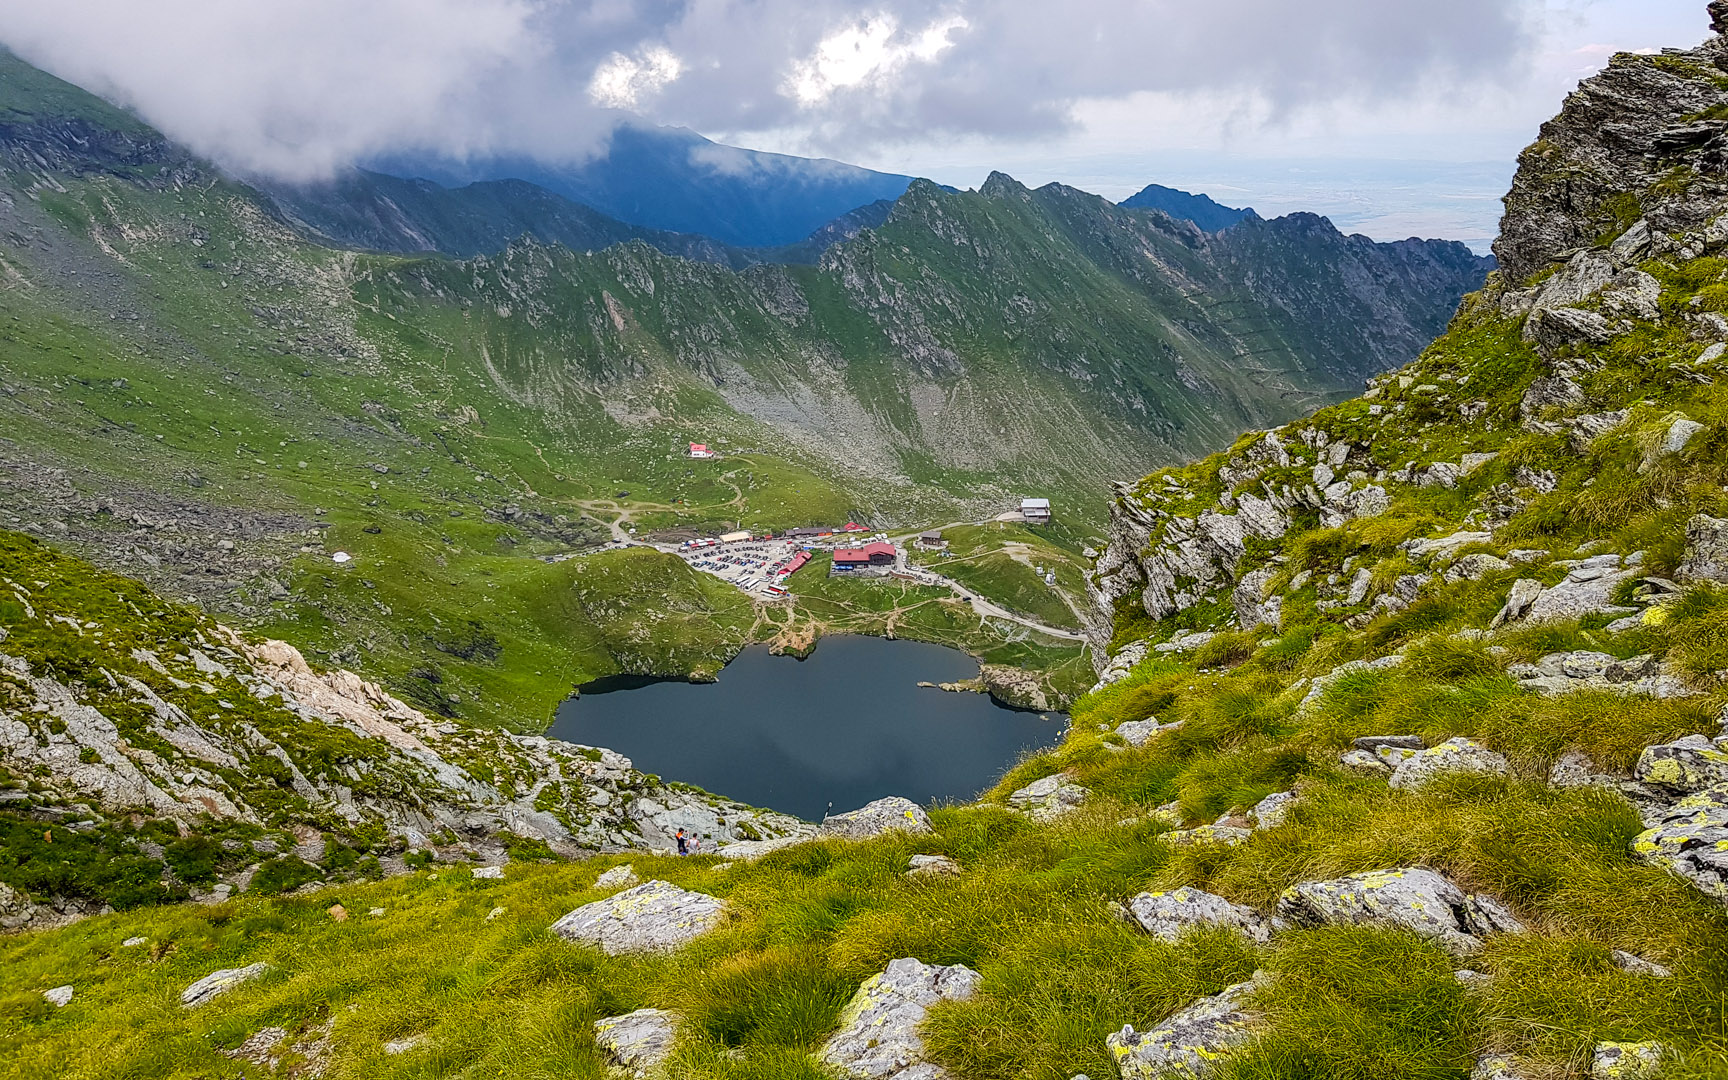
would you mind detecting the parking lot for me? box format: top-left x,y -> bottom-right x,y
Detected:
674,537 -> 803,598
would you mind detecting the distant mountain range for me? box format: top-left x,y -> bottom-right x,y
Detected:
365,126 -> 914,248
1119,183 -> 1256,232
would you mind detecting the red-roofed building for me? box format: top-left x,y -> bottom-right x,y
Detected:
782,551 -> 812,576
842,521 -> 868,532
688,442 -> 715,459
832,542 -> 897,567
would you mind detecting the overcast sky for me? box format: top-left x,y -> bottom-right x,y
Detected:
0,0 -> 1708,249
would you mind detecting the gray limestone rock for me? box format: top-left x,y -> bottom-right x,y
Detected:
1160,824 -> 1251,849
1632,783 -> 1728,904
1519,375 -> 1587,420
549,880 -> 724,955
1678,513 -> 1728,584
42,985 -> 73,1007
182,962 -> 271,1007
1007,775 -> 1090,821
1106,978 -> 1260,1079
470,865 -> 503,880
1352,734 -> 1426,753
1389,738 -> 1513,789
1127,887 -> 1271,943
1116,718 -> 1181,748
1446,554 -> 1512,583
1524,557 -> 1635,623
1408,531 -> 1494,559
1232,567 -> 1280,631
593,1008 -> 680,1078
907,854 -> 962,878
817,957 -> 981,1080
821,797 -> 934,840
1276,867 -> 1526,956
1340,749 -> 1393,775
1492,578 -> 1546,628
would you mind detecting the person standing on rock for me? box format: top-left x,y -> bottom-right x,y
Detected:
675,829 -> 688,855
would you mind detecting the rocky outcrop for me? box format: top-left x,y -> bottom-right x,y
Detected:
548,880 -> 724,955
1512,652 -> 1692,699
820,797 -> 934,840
1107,978 -> 1261,1079
817,958 -> 981,1079
1275,868 -> 1526,955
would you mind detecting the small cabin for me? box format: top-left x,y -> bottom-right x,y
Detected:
689,442 -> 716,459
1021,498 -> 1052,524
916,531 -> 946,549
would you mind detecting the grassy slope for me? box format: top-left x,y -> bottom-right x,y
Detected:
7,253 -> 1728,1076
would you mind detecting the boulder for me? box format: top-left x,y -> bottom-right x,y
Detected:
1677,513 -> 1728,584
1232,567 -> 1281,631
1275,868 -> 1525,955
1389,738 -> 1513,789
1512,652 -> 1691,699
1340,749 -> 1392,775
549,880 -> 724,955
1126,887 -> 1271,943
1636,735 -> 1728,792
906,854 -> 961,878
1632,783 -> 1728,903
1445,554 -> 1512,583
42,985 -> 73,1007
1247,791 -> 1296,828
821,797 -> 934,840
816,958 -> 981,1080
182,962 -> 270,1007
1352,735 -> 1425,753
1007,775 -> 1090,821
1408,531 -> 1494,559
1590,1041 -> 1665,1080
593,1008 -> 680,1079
470,865 -> 503,880
1116,718 -> 1181,747
715,832 -> 817,860
595,864 -> 640,890
1106,978 -> 1260,1079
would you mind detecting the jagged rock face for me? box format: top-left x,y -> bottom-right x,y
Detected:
1496,21 -> 1728,285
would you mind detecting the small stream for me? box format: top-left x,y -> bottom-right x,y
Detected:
549,636 -> 1065,821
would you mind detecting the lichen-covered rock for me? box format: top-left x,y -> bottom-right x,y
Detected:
549,880 -> 723,955
821,797 -> 934,840
1389,738 -> 1513,789
1275,868 -> 1525,955
1007,775 -> 1090,820
470,865 -> 503,880
593,1008 -> 680,1078
1247,791 -> 1296,828
1636,735 -> 1728,792
816,957 -> 981,1079
1631,783 -> 1728,903
1127,887 -> 1271,943
182,962 -> 270,1007
1591,1041 -> 1665,1079
1160,824 -> 1251,849
1106,978 -> 1259,1079
1340,749 -> 1392,775
1512,652 -> 1693,699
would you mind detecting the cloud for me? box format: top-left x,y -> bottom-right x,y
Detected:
0,0 -> 1544,180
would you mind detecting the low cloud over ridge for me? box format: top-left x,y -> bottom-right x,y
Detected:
0,0 -> 1538,181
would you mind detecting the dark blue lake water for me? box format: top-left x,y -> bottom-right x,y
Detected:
548,635 -> 1065,821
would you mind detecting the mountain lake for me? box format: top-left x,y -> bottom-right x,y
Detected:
549,635 -> 1066,822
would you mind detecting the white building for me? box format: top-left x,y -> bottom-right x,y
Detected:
1021,497 -> 1052,524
